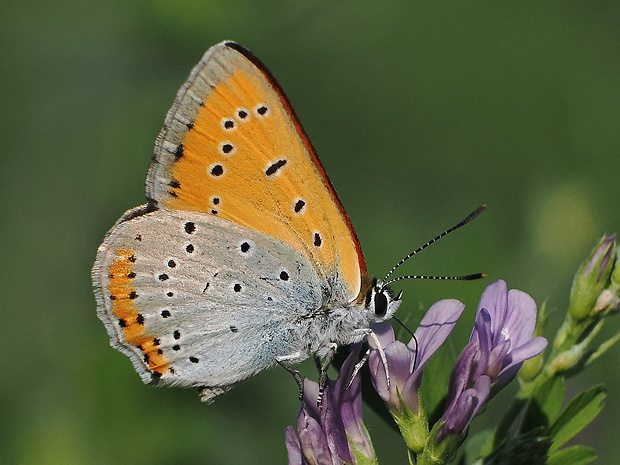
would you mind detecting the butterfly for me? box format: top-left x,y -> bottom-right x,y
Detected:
92,41 -> 483,403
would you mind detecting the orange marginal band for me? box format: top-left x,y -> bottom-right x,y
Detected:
107,247 -> 169,376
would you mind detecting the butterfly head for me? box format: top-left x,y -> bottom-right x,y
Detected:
358,275 -> 402,323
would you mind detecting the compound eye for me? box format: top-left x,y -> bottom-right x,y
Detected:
374,291 -> 388,317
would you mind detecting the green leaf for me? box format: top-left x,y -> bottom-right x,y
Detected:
480,399 -> 527,456
547,445 -> 596,465
521,376 -> 565,432
479,428 -> 550,465
585,331 -> 620,367
537,376 -> 566,420
547,385 -> 606,453
462,429 -> 493,463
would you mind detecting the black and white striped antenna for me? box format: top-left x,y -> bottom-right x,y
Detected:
381,205 -> 487,290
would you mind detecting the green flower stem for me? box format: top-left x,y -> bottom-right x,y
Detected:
519,369 -> 552,400
554,314 -> 600,355
520,313 -> 603,398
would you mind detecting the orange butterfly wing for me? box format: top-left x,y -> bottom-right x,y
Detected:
146,41 -> 366,299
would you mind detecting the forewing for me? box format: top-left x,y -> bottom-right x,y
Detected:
147,41 -> 365,299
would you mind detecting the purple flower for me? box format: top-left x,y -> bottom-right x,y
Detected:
435,343 -> 491,444
437,280 -> 547,444
470,280 -> 548,393
285,344 -> 375,465
368,299 -> 466,415
366,299 -> 466,453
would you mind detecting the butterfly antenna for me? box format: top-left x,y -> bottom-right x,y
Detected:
392,316 -> 419,369
392,315 -> 415,339
383,272 -> 486,287
382,205 -> 487,285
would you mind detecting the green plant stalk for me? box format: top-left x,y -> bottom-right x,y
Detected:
519,312 -> 602,398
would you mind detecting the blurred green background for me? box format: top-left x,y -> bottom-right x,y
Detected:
2,1 -> 619,464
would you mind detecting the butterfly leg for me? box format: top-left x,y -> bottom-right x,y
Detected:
198,385 -> 234,404
276,353 -> 305,399
365,329 -> 390,390
345,348 -> 371,391
316,342 -> 338,407
348,328 -> 391,390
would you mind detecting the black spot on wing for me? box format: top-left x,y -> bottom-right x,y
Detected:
174,144 -> 184,159
313,232 -> 322,248
294,199 -> 306,213
265,159 -> 287,177
210,164 -> 224,177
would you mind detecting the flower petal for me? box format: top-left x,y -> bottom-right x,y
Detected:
477,280 -> 509,339
334,343 -> 363,398
340,399 -> 373,458
487,339 -> 511,378
502,289 -> 537,346
443,342 -> 478,419
411,299 -> 465,370
401,372 -> 422,412
368,350 -> 389,402
471,309 -> 492,380
502,336 -> 547,373
285,426 -> 305,465
369,321 -> 395,348
336,344 -> 373,458
320,386 -> 352,465
469,375 -> 491,418
439,374 -> 491,442
302,379 -> 322,421
369,341 -> 413,405
297,407 -> 333,465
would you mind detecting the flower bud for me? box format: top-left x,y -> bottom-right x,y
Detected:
568,235 -> 616,321
594,289 -> 620,314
